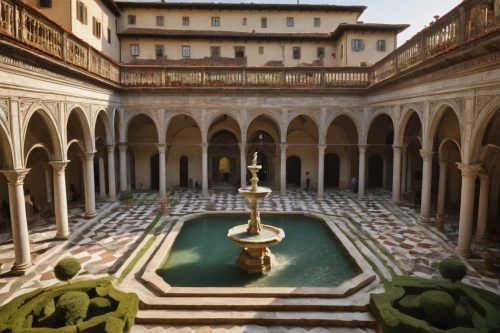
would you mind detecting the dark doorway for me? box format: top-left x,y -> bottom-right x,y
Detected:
324,153 -> 340,187
151,153 -> 159,190
368,155 -> 383,187
180,156 -> 188,187
286,156 -> 301,187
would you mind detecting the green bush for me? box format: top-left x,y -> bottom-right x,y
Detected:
54,258 -> 81,284
119,191 -> 133,201
439,257 -> 467,283
104,316 -> 125,333
90,297 -> 112,309
398,295 -> 422,318
55,291 -> 90,326
419,290 -> 456,324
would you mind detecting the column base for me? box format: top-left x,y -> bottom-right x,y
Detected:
84,212 -> 98,219
455,246 -> 472,259
418,216 -> 433,225
435,217 -> 444,230
202,191 -> 209,198
11,261 -> 32,275
55,232 -> 70,240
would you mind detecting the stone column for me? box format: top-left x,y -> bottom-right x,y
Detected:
44,164 -> 53,208
280,143 -> 287,196
358,145 -> 367,199
476,174 -> 489,243
382,153 -> 388,189
317,144 -> 326,198
239,143 -> 246,188
400,148 -> 407,195
435,161 -> 448,225
418,150 -> 434,224
157,144 -> 167,200
456,164 -> 481,258
2,169 -> 31,272
80,156 -> 87,200
83,152 -> 97,218
50,161 -> 70,239
118,143 -> 128,191
98,153 -> 106,200
392,145 -> 402,203
106,145 -> 117,201
202,143 -> 209,197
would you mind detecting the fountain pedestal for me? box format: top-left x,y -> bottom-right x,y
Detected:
228,152 -> 285,274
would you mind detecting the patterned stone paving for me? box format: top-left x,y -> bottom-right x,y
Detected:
131,325 -> 376,333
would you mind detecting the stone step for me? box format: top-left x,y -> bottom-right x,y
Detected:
140,296 -> 369,312
135,310 -> 376,327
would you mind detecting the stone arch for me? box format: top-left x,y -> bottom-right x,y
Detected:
245,111 -> 282,141
165,111 -> 203,136
24,143 -> 52,168
0,119 -> 13,169
207,113 -> 242,143
285,112 -> 321,141
364,108 -> 396,144
428,101 -> 463,151
23,104 -> 63,161
438,138 -> 462,162
398,106 -> 423,145
124,111 -> 161,143
66,106 -> 94,153
246,113 -> 281,147
205,110 -> 242,142
324,111 -> 361,143
470,97 -> 500,163
94,109 -> 114,145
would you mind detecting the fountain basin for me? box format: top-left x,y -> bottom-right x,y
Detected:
238,187 -> 272,199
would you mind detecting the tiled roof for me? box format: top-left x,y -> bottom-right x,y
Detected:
125,57 -> 247,67
114,2 -> 367,14
330,23 -> 410,39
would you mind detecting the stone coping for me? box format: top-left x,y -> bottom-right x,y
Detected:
142,211 -> 376,298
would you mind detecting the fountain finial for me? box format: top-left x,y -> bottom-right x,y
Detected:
252,151 -> 258,166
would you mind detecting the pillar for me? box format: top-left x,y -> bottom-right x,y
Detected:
400,148 -> 407,194
406,154 -> 412,191
476,174 -> 489,243
239,143 -> 247,188
358,145 -> 367,199
83,152 -> 97,218
435,161 -> 447,225
2,169 -> 31,272
44,164 -> 53,208
418,150 -> 434,224
382,153 -> 388,189
392,145 -> 402,203
456,164 -> 481,258
50,161 -> 70,239
158,144 -> 167,200
118,143 -> 128,191
98,153 -> 106,200
107,145 -> 117,201
317,144 -> 326,198
202,143 -> 209,197
280,143 -> 287,196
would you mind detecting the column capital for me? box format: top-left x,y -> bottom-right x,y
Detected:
280,143 -> 288,151
392,145 -> 403,153
201,142 -> 209,151
83,152 -> 95,161
479,173 -> 489,181
456,163 -> 482,180
358,144 -> 368,153
49,161 -> 69,174
117,143 -> 128,153
419,150 -> 435,161
157,144 -> 167,153
318,144 -> 327,154
106,145 -> 115,154
2,169 -> 30,184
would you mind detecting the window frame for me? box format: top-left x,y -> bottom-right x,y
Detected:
292,46 -> 301,60
130,44 -> 140,57
211,17 -> 220,27
182,17 -> 190,26
182,45 -> 191,57
76,0 -> 87,25
340,44 -> 344,59
39,0 -> 51,8
317,47 -> 325,59
156,16 -> 164,26
243,18 -> 247,26
92,16 -> 101,39
107,28 -> 111,44
234,46 -> 245,59
258,46 -> 264,55
128,15 -> 136,25
377,40 -> 386,52
261,17 -> 267,28
287,17 -> 294,27
155,45 -> 164,58
352,39 -> 363,52
314,17 -> 321,27
210,46 -> 221,57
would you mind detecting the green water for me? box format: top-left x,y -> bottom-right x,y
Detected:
157,215 -> 359,288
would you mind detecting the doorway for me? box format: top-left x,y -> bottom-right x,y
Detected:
368,155 -> 383,187
286,156 -> 301,187
180,156 -> 188,187
324,153 -> 340,187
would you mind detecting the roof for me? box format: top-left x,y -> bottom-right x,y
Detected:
99,0 -> 121,17
125,56 -> 247,67
330,23 -> 410,39
114,1 -> 367,14
118,28 -> 332,41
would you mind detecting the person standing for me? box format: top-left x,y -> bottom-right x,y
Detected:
351,177 -> 358,192
305,171 -> 311,190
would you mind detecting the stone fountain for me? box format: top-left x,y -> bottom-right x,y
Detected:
227,152 -> 285,273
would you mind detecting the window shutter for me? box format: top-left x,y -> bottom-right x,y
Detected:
351,39 -> 355,51
92,17 -> 95,35
361,40 -> 365,51
84,6 -> 88,25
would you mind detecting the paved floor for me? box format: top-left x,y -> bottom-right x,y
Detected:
131,325 -> 376,333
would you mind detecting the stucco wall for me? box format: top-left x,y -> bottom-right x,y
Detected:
25,0 -> 71,30
343,31 -> 396,67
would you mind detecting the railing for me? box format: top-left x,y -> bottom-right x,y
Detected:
0,0 -> 498,89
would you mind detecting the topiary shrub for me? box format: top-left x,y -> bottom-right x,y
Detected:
398,294 -> 422,318
419,290 -> 456,324
104,316 -> 125,333
119,191 -> 133,201
90,297 -> 111,309
55,291 -> 90,326
439,257 -> 467,283
54,258 -> 81,284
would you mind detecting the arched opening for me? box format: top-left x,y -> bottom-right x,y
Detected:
368,155 -> 384,187
246,130 -> 275,185
94,111 -> 112,196
287,115 -> 318,189
151,153 -> 159,190
324,153 -> 340,187
367,114 -> 394,190
286,156 -> 301,187
179,156 -> 189,187
209,130 -> 238,188
400,111 -> 423,198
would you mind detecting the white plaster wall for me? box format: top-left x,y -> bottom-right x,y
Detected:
287,131 -> 318,189
344,31 -> 396,67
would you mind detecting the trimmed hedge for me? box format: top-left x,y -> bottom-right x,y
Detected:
370,276 -> 500,333
54,258 -> 81,284
439,257 -> 467,283
105,317 -> 125,333
0,278 -> 139,333
419,290 -> 455,324
90,297 -> 112,309
56,291 -> 90,326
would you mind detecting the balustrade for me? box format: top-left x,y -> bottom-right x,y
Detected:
0,0 -> 14,36
66,37 -> 87,69
22,11 -> 63,58
426,19 -> 457,58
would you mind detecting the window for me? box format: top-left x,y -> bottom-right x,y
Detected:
128,15 -> 136,25
183,17 -> 190,26
317,47 -> 325,59
377,40 -> 386,52
92,17 -> 101,39
76,1 -> 87,24
212,17 -> 220,27
210,46 -> 221,57
131,44 -> 139,56
261,17 -> 267,28
352,39 -> 363,51
243,18 -> 247,26
314,17 -> 321,27
259,46 -> 264,54
182,45 -> 191,57
156,16 -> 164,26
155,45 -> 164,58
340,44 -> 344,59
107,28 -> 111,44
39,0 -> 51,8
287,17 -> 294,27
234,46 -> 245,58
292,47 -> 301,59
